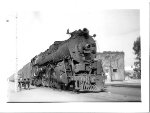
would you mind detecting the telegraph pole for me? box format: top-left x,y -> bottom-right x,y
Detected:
109,54 -> 112,81
15,13 -> 19,92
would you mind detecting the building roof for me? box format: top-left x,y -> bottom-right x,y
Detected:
97,51 -> 124,55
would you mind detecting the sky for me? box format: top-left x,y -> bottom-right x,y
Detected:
0,8 -> 140,78
17,10 -> 140,70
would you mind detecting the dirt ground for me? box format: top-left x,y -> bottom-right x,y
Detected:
7,82 -> 141,102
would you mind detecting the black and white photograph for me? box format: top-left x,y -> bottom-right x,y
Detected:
7,9 -> 141,102
0,0 -> 149,112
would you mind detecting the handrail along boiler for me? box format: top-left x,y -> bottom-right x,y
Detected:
31,28 -> 105,92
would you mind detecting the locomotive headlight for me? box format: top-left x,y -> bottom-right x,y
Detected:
85,44 -> 91,49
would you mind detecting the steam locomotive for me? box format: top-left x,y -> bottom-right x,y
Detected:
31,28 -> 105,92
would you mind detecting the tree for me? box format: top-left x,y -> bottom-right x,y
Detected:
133,36 -> 141,79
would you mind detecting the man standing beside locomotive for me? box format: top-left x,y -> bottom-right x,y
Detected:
17,78 -> 31,90
26,78 -> 31,90
18,77 -> 22,91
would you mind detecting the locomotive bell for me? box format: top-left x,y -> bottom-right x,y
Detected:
92,34 -> 96,37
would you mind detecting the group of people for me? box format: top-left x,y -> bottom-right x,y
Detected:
18,78 -> 31,90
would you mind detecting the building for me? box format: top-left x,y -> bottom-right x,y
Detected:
96,51 -> 125,82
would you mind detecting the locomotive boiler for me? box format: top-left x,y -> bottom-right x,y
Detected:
31,28 -> 105,92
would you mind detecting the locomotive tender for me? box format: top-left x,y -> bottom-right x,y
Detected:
31,28 -> 105,92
